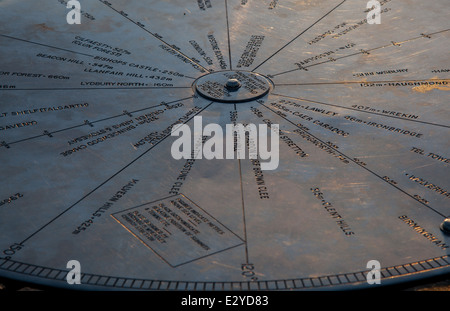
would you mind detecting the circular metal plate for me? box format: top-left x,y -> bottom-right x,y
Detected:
0,0 -> 449,291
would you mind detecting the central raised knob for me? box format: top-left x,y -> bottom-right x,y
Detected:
193,70 -> 272,103
225,78 -> 241,91
441,218 -> 450,234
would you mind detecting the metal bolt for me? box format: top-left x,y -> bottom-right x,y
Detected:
225,78 -> 241,91
440,218 -> 450,234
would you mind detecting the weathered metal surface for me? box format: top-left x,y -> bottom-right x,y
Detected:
0,0 -> 449,290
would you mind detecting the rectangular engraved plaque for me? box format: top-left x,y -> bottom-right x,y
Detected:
112,194 -> 244,267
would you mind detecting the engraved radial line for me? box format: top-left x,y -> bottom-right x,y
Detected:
99,0 -> 211,73
270,93 -> 450,128
225,0 -> 233,70
0,86 -> 193,91
275,79 -> 450,87
0,34 -> 95,57
5,95 -> 195,146
252,0 -> 347,71
259,102 -> 447,218
271,29 -> 450,77
234,105 -> 250,263
0,34 -> 197,81
272,51 -> 368,77
238,160 -> 250,263
19,101 -> 215,245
